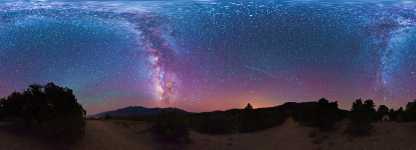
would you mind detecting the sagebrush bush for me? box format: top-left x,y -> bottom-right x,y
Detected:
152,111 -> 190,143
0,83 -> 86,142
346,99 -> 374,136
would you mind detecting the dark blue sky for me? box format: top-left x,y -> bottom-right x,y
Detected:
0,0 -> 416,114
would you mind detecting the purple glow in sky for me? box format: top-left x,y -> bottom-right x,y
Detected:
1,0 -> 416,114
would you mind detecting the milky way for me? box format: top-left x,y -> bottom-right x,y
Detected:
1,0 -> 416,114
368,3 -> 416,101
131,13 -> 179,105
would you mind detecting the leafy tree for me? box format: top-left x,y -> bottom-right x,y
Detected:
241,103 -> 257,132
244,103 -> 253,110
346,99 -> 375,136
0,83 -> 86,141
387,107 -> 405,122
376,105 -> 389,121
152,110 -> 190,143
365,99 -> 375,109
405,100 -> 416,121
0,98 -> 5,119
105,114 -> 112,120
395,107 -> 405,122
316,98 -> 339,131
190,109 -> 240,134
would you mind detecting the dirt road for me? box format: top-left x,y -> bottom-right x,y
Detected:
74,120 -> 154,150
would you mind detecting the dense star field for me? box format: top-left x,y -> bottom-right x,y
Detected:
0,0 -> 416,114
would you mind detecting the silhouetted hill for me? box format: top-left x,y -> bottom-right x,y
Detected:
90,100 -> 348,133
90,106 -> 188,119
187,100 -> 348,134
193,101 -> 348,117
279,101 -> 348,114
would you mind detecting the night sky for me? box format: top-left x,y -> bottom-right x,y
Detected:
1,0 -> 416,114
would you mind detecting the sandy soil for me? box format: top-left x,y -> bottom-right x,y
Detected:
0,120 -> 155,150
189,118 -> 318,150
1,119 -> 416,150
73,120 -> 154,150
317,122 -> 416,150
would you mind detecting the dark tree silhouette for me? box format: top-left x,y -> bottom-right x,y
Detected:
104,114 -> 112,120
152,110 -> 190,143
241,103 -> 258,132
377,105 -> 389,121
0,98 -> 5,119
405,100 -> 416,121
395,107 -> 405,122
316,98 -> 339,131
0,83 -> 86,141
386,107 -> 405,122
346,99 -> 375,136
192,111 -> 240,134
285,98 -> 345,131
244,103 -> 254,110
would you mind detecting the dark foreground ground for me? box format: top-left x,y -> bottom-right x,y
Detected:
1,119 -> 416,150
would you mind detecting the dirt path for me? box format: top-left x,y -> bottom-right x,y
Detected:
0,128 -> 48,150
189,117 -> 319,150
73,120 -> 154,150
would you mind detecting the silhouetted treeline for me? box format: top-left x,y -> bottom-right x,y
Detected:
405,100 -> 416,121
187,98 -> 345,134
189,103 -> 288,134
0,83 -> 86,141
150,98 -> 416,137
346,99 -> 375,136
287,98 -> 346,131
151,110 -> 190,144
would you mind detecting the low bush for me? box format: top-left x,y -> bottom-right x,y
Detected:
345,99 -> 374,136
151,111 -> 190,143
0,83 -> 86,142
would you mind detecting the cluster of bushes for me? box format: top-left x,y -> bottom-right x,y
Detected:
0,83 -> 86,141
189,103 -> 288,134
183,99 -> 344,135
151,110 -> 190,144
344,99 -> 416,136
190,110 -> 240,134
289,98 -> 346,131
7,82 -> 416,143
239,104 -> 288,133
346,99 -> 375,136
152,98 -> 416,140
404,100 -> 416,121
138,97 -> 416,143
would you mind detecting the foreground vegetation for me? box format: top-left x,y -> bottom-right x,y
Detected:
2,83 -> 416,146
144,98 -> 416,145
0,83 -> 86,142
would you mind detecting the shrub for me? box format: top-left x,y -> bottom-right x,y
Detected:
346,99 -> 374,136
190,110 -> 240,134
0,83 -> 86,141
152,111 -> 190,143
405,100 -> 416,121
392,107 -> 405,122
289,98 -> 342,131
376,105 -> 389,121
240,103 -> 257,132
316,98 -> 340,131
240,106 -> 286,132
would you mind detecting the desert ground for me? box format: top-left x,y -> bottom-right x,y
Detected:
1,118 -> 416,150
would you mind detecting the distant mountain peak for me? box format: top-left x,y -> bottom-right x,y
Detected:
89,106 -> 188,119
